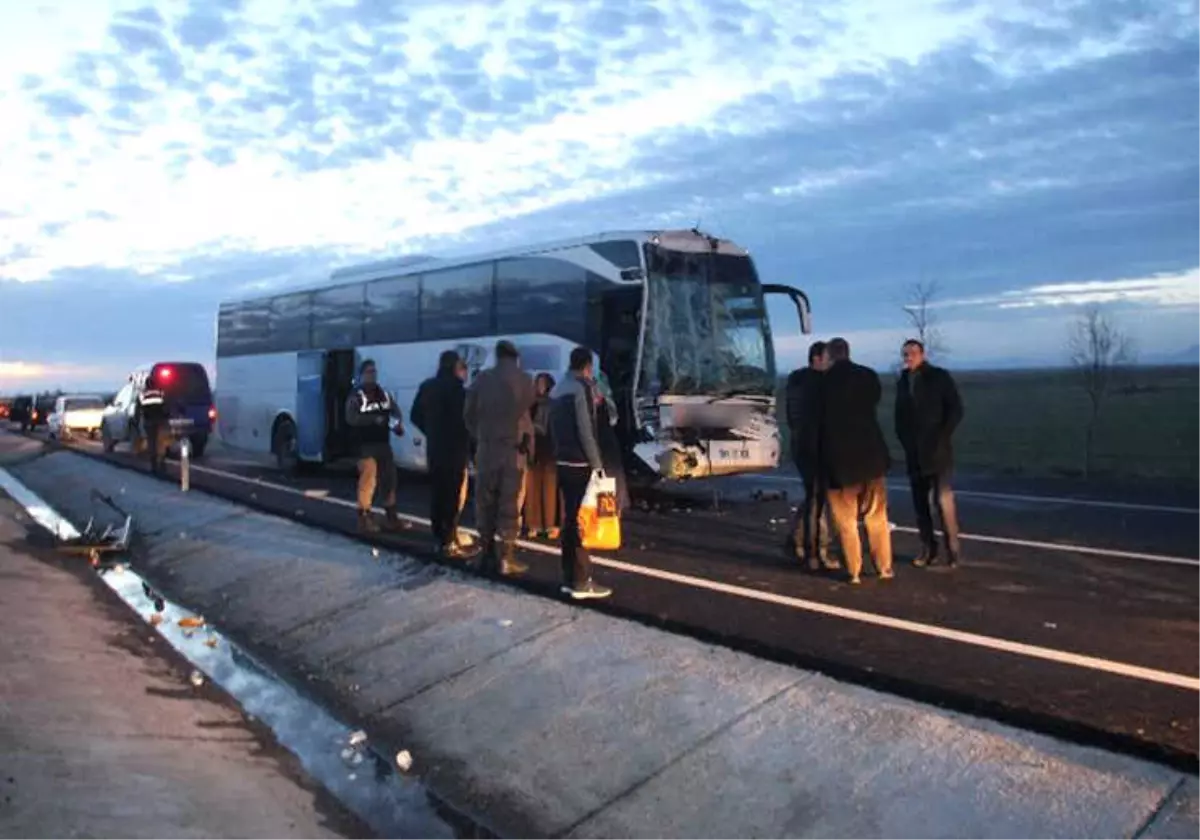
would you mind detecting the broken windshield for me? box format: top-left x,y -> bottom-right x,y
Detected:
639,246 -> 775,398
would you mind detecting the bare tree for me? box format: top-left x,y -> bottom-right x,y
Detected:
901,280 -> 948,359
1068,305 -> 1135,479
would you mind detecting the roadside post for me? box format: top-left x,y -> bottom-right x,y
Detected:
180,437 -> 191,492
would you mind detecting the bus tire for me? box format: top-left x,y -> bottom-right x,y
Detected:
101,425 -> 116,453
272,417 -> 299,474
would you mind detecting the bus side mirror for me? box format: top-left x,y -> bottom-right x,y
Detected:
762,284 -> 813,335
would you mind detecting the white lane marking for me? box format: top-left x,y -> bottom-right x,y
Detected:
747,473 -> 1199,516
47,439 -> 1200,567
187,460 -> 1198,566
159,462 -> 1199,691
887,525 -> 1198,568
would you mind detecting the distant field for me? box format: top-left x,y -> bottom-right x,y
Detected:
779,365 -> 1199,486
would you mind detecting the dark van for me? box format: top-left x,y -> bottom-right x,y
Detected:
100,362 -> 216,458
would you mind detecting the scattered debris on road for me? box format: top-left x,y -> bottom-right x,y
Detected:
178,616 -> 206,629
395,750 -> 413,773
189,670 -> 205,687
204,637 -> 218,649
149,613 -> 164,627
348,730 -> 368,747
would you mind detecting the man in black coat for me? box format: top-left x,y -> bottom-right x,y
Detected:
784,340 -> 835,570
412,350 -> 478,560
895,339 -> 964,568
820,337 -> 894,585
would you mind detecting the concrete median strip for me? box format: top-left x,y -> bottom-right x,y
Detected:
1,450 -> 1197,839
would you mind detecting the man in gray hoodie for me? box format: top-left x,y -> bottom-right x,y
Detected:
548,346 -> 613,600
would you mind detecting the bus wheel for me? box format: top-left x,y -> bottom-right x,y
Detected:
272,418 -> 299,473
101,426 -> 116,453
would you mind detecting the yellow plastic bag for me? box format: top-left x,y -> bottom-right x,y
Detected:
579,470 -> 621,551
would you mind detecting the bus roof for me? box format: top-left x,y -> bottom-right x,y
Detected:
221,228 -> 749,307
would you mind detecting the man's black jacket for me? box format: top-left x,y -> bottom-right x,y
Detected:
895,362 -> 964,477
411,370 -> 470,468
784,367 -> 823,475
819,360 -> 891,489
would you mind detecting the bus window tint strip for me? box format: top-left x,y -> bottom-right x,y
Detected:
365,276 -> 419,345
216,254 -> 627,358
495,257 -> 587,340
419,262 -> 495,341
312,284 -> 366,349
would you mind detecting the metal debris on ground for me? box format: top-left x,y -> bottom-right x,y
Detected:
178,616 -> 205,628
395,750 -> 413,772
55,492 -> 133,559
189,670 -> 204,687
204,637 -> 218,648
348,730 -> 368,747
372,548 -> 380,560
149,613 -> 164,627
497,619 -> 513,628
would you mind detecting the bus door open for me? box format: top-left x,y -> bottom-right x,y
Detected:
296,351 -> 326,462
598,286 -> 643,444
295,348 -> 357,464
323,349 -> 358,461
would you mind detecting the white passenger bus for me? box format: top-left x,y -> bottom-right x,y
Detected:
214,229 -> 812,482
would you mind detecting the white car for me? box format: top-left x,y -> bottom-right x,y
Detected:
48,395 -> 106,440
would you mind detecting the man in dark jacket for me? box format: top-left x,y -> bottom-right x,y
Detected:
464,340 -> 536,576
895,339 -> 965,568
784,340 -> 835,570
549,346 -> 613,601
412,350 -> 478,560
820,337 -> 894,585
346,358 -> 409,534
136,381 -> 168,476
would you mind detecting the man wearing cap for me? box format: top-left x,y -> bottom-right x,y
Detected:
412,349 -> 478,560
464,340 -> 537,576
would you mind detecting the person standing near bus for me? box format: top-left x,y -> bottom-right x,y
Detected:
895,339 -> 964,568
784,340 -> 836,571
549,346 -> 613,600
523,372 -> 560,540
463,340 -> 536,577
136,379 -> 168,476
346,358 -> 409,534
412,350 -> 478,560
820,337 -> 894,585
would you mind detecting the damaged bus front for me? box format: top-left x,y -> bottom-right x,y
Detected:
626,231 -> 811,481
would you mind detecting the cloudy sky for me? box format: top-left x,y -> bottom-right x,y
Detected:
0,0 -> 1197,391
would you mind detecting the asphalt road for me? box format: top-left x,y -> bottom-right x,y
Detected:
20,430 -> 1200,769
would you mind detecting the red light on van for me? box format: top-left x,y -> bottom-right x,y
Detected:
157,366 -> 174,381
208,406 -> 217,421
